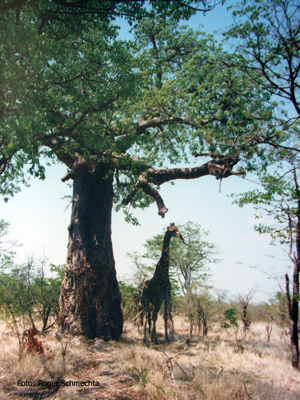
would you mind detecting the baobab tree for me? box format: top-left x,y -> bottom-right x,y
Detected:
0,7 -> 278,339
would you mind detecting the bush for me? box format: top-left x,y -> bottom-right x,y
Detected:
0,259 -> 64,332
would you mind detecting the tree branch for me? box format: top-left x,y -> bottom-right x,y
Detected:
285,273 -> 293,320
61,153 -> 98,182
135,116 -> 206,135
147,155 -> 242,185
113,115 -> 207,153
122,175 -> 168,217
177,0 -> 216,13
0,0 -> 29,14
42,136 -> 76,168
122,155 -> 244,218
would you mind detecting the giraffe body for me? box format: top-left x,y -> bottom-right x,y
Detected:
141,223 -> 183,344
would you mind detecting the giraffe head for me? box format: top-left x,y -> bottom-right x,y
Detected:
167,223 -> 184,243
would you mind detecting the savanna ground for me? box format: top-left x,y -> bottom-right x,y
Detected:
1,317 -> 300,400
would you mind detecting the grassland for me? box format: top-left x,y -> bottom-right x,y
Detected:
0,317 -> 299,399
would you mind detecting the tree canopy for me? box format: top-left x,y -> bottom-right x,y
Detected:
0,1 -> 216,24
224,0 -> 300,161
1,0 -> 299,343
0,10 -> 280,218
139,221 -> 218,293
232,169 -> 300,248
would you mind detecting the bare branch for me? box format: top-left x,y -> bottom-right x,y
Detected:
122,155 -> 244,218
177,0 -> 217,13
122,174 -> 168,217
285,273 -> 293,320
42,136 -> 76,168
147,155 -> 243,185
135,115 -> 206,135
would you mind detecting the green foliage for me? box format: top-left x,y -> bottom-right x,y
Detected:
0,9 -> 280,215
225,0 -> 300,97
224,0 -> 300,160
0,1 -> 209,30
49,263 -> 65,282
143,222 -> 217,294
231,170 -> 299,248
0,264 -> 34,320
0,258 -> 64,331
222,308 -> 238,329
131,367 -> 149,387
128,222 -> 218,334
0,219 -> 15,269
262,291 -> 289,328
126,251 -> 155,287
119,280 -> 141,321
182,288 -> 215,336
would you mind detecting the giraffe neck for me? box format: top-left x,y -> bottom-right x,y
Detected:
156,231 -> 172,275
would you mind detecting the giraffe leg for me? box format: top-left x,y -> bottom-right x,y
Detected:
143,304 -> 149,343
164,300 -> 170,342
148,310 -> 151,334
164,292 -> 171,342
151,307 -> 159,344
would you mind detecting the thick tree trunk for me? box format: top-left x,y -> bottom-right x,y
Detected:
57,167 -> 123,340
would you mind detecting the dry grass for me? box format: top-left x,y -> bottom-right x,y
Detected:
0,317 -> 299,400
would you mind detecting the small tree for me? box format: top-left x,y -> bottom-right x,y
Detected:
184,288 -> 215,336
0,219 -> 15,269
32,262 -> 65,330
138,222 -> 218,290
222,307 -> 238,330
233,169 -> 300,368
0,259 -> 64,332
263,291 -> 290,340
128,222 -> 218,335
237,288 -> 256,333
119,281 -> 141,322
171,222 -> 218,335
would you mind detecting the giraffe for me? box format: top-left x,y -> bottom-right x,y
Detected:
141,223 -> 184,344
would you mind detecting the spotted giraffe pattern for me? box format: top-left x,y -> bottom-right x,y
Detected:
141,223 -> 183,344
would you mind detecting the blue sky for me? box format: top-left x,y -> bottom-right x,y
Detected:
1,1 -> 291,302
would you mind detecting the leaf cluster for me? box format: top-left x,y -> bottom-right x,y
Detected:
0,219 -> 15,268
232,169 -> 299,248
224,0 -> 300,161
128,221 -> 218,296
0,7 -> 284,213
222,307 -> 238,328
0,257 -> 64,331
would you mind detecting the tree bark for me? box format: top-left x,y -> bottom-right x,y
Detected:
285,272 -> 299,369
285,169 -> 300,369
57,166 -> 123,340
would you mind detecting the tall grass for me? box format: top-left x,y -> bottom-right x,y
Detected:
1,318 -> 299,399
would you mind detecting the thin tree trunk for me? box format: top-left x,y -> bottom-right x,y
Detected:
285,169 -> 300,369
57,167 -> 123,340
286,273 -> 299,369
291,169 -> 300,369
